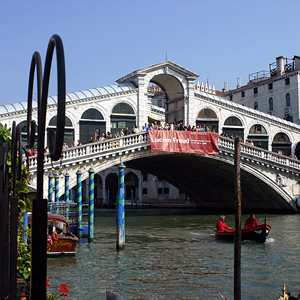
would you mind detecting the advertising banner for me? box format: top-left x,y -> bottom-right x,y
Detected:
148,130 -> 219,154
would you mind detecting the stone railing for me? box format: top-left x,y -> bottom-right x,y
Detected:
28,132 -> 149,171
28,132 -> 300,174
219,137 -> 300,172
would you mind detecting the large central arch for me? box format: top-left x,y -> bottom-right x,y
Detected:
150,74 -> 184,124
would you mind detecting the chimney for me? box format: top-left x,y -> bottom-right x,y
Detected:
276,56 -> 285,76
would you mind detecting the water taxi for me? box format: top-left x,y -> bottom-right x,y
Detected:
28,213 -> 78,256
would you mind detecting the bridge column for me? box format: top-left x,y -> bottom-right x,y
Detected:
136,75 -> 149,129
186,78 -> 196,127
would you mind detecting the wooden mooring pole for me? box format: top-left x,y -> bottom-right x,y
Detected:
234,137 -> 242,300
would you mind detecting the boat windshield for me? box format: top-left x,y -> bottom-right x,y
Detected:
55,220 -> 67,235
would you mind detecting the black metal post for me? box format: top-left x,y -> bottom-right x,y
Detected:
27,34 -> 66,299
0,146 -> 9,299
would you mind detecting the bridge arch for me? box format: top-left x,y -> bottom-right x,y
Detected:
246,124 -> 269,149
196,107 -> 219,132
147,73 -> 185,124
111,102 -> 136,135
79,108 -> 106,143
271,132 -> 292,156
47,115 -> 74,146
18,119 -> 38,146
222,115 -> 245,139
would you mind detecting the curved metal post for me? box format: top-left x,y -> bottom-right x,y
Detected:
26,35 -> 66,299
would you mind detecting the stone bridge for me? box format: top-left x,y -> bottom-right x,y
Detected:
28,132 -> 300,212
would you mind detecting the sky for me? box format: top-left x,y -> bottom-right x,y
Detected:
1,0 -> 300,106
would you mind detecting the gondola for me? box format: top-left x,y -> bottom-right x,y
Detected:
214,224 -> 271,243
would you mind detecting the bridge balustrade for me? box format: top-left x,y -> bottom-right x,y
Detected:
27,132 -> 300,174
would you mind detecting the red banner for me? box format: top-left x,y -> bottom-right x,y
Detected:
148,130 -> 219,154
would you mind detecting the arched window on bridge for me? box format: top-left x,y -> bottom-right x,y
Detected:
247,124 -> 268,149
80,108 -> 106,144
18,120 -> 38,148
48,115 -> 74,147
222,116 -> 244,140
111,102 -> 136,136
196,108 -> 218,132
272,132 -> 291,156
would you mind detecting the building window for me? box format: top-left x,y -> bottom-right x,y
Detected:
286,93 -> 291,107
254,101 -> 258,110
142,188 -> 148,195
285,78 -> 290,85
158,188 -> 163,195
253,87 -> 258,94
241,91 -> 245,98
164,188 -> 169,194
268,83 -> 273,90
230,95 -> 233,101
269,97 -> 273,111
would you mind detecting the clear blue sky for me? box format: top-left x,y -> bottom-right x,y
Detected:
1,0 -> 299,106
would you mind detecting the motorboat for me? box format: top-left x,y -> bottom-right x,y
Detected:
28,213 -> 78,256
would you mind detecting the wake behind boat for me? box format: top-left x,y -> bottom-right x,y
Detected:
214,224 -> 271,243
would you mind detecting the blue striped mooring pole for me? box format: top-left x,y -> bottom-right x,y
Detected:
88,165 -> 95,242
48,171 -> 54,212
65,171 -> 70,220
76,167 -> 82,238
116,158 -> 126,250
55,171 -> 60,214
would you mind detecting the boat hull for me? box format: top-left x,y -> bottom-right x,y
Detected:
28,213 -> 78,256
215,224 -> 271,243
47,236 -> 77,256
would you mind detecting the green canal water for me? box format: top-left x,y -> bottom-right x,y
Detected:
47,213 -> 300,299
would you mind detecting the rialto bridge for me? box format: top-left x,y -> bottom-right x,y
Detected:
1,60 -> 300,212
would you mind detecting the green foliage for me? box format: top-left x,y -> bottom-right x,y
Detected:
0,122 -> 32,280
0,123 -> 11,146
17,226 -> 31,280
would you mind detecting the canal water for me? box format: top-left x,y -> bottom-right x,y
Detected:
47,213 -> 300,299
